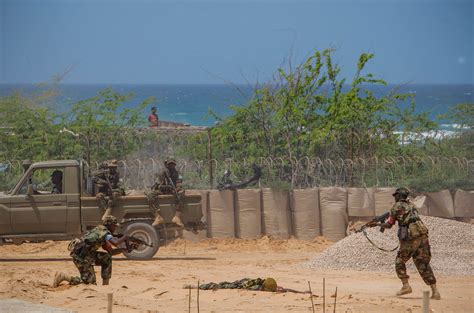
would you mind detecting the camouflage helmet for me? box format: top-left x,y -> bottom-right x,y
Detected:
103,215 -> 120,227
262,278 -> 277,292
108,159 -> 118,168
165,159 -> 177,166
393,187 -> 410,198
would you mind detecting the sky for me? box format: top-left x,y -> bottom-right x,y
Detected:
0,0 -> 472,85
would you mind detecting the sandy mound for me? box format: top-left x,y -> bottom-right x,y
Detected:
304,216 -> 474,276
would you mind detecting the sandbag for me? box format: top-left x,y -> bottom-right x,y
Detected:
426,190 -> 455,218
196,190 -> 210,239
410,195 -> 429,215
319,187 -> 348,242
292,189 -> 321,240
208,190 -> 235,238
261,188 -> 291,239
347,188 -> 375,217
374,187 -> 396,215
235,189 -> 262,239
454,189 -> 474,217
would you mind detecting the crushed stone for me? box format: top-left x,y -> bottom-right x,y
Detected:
303,216 -> 474,276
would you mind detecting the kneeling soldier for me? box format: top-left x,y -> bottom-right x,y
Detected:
53,216 -> 134,287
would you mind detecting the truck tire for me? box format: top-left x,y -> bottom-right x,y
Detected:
121,222 -> 159,260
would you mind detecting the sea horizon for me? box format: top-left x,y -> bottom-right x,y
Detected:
1,83 -> 472,127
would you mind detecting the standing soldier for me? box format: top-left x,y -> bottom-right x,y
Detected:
146,159 -> 185,227
53,216 -> 135,287
379,187 -> 441,300
93,160 -> 123,221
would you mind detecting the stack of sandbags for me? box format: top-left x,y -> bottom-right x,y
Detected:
320,187 -> 348,242
347,188 -> 375,217
208,190 -> 235,238
291,189 -> 321,240
374,187 -> 396,215
410,194 -> 429,215
426,190 -> 455,218
261,188 -> 292,239
235,189 -> 262,239
454,190 -> 474,217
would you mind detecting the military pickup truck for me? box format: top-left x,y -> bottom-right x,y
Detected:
0,160 -> 204,259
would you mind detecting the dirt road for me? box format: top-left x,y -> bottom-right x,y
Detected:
0,236 -> 472,312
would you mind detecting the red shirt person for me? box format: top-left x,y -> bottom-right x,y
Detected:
148,107 -> 159,127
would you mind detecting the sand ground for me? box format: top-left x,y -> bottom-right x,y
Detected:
0,236 -> 472,313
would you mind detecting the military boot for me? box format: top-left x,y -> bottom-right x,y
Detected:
396,278 -> 412,296
430,284 -> 441,300
172,211 -> 184,227
103,278 -> 109,286
101,208 -> 113,222
53,272 -> 72,288
152,212 -> 164,226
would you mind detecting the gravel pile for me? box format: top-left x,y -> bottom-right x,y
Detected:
304,216 -> 474,276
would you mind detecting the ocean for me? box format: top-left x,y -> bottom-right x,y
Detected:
0,84 -> 472,128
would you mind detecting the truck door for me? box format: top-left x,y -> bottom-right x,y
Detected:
10,167 -> 67,234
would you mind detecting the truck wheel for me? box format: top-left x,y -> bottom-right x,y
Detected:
122,222 -> 159,260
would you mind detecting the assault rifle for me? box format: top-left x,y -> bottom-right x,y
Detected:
356,211 -> 390,233
164,170 -> 184,204
116,234 -> 154,252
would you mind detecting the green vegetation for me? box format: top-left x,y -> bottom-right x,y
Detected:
0,49 -> 472,192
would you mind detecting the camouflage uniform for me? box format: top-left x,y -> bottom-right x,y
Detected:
69,225 -> 113,285
147,159 -> 185,226
94,161 -> 122,220
390,200 -> 436,285
199,278 -> 266,291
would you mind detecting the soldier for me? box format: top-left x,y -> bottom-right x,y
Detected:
186,277 -> 308,293
379,187 -> 441,300
51,170 -> 63,194
93,160 -> 122,221
146,159 -> 184,227
53,216 -> 134,287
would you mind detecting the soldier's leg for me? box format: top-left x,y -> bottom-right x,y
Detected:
395,241 -> 415,296
413,236 -> 440,299
95,251 -> 112,285
146,190 -> 164,226
101,193 -> 116,221
172,188 -> 185,227
72,256 -> 97,285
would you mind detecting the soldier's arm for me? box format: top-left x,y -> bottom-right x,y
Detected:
384,203 -> 400,228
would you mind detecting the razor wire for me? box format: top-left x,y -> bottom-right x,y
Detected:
1,156 -> 472,191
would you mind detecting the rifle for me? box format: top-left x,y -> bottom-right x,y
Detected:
355,212 -> 399,252
164,170 -> 183,204
116,234 -> 154,252
356,211 -> 390,233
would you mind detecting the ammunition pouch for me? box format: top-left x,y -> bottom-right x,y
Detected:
408,221 -> 428,239
398,226 -> 409,241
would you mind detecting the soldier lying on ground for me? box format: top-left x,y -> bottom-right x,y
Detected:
53,216 -> 135,287
146,159 -> 185,227
184,278 -> 310,294
93,159 -> 123,222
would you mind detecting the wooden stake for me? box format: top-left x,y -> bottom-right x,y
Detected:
184,240 -> 187,255
423,290 -> 430,313
333,287 -> 338,313
197,280 -> 200,313
188,285 -> 192,313
107,293 -> 113,313
308,281 -> 315,313
323,278 -> 326,313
